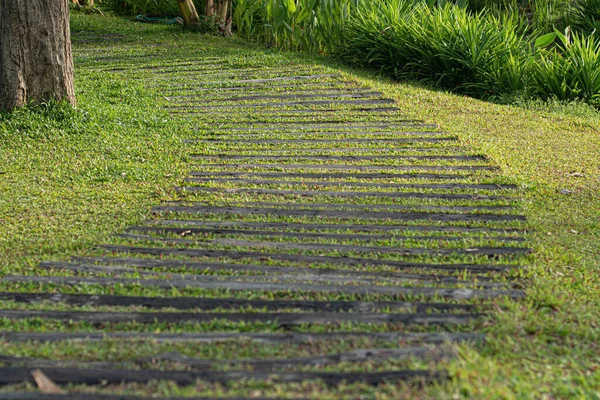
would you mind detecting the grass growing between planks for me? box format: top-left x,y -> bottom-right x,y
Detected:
0,11 -> 598,399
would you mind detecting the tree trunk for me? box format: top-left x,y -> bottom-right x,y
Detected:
0,0 -> 76,112
177,0 -> 200,28
204,0 -> 215,17
205,0 -> 232,36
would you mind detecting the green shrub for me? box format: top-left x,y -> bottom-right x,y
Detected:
233,0 -> 358,53
569,0 -> 600,36
102,0 -> 203,17
533,29 -> 600,105
336,3 -> 530,97
530,0 -> 570,34
229,0 -> 600,107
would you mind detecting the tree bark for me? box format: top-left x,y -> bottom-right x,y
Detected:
205,0 -> 232,36
0,0 -> 75,112
204,0 -> 215,17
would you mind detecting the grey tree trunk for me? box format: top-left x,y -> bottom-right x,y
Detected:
0,0 -> 76,112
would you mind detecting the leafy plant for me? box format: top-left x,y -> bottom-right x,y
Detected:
101,0 -> 202,16
337,3 -> 530,97
569,0 -> 600,36
533,28 -> 600,105
233,0 -> 359,53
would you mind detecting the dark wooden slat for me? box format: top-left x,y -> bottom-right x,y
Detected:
0,309 -> 482,325
149,218 -> 523,234
227,122 -> 431,130
187,138 -> 455,144
162,87 -> 376,97
220,131 -> 448,138
0,291 -> 476,312
107,60 -> 225,72
0,331 -> 485,344
118,234 -> 531,258
169,92 -> 385,102
100,245 -> 518,273
153,205 -> 524,221
72,256 -> 508,283
160,201 -> 513,212
193,73 -> 341,86
0,394 -> 260,400
188,171 -> 467,180
127,61 -> 226,70
141,65 -> 233,75
195,147 -> 463,154
163,89 -> 376,99
159,80 -> 350,91
126,225 -> 523,242
220,91 -> 384,101
39,261 -> 507,289
0,367 -> 444,386
101,58 -> 223,68
194,163 -> 493,171
190,154 -> 486,161
171,99 -> 396,110
175,106 -> 403,114
2,275 -> 523,299
184,177 -> 515,191
37,261 -> 483,288
176,187 -> 507,201
149,66 -> 280,77
0,346 -> 453,371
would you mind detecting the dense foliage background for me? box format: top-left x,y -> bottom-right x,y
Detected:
98,0 -> 600,105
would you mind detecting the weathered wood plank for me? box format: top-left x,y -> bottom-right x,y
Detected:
118,234 -> 531,258
152,205 -> 524,221
0,309 -> 482,325
227,123 -> 432,130
183,177 -> 516,191
193,163 -> 493,171
173,107 -> 403,115
0,367 -> 444,386
148,219 -> 524,234
171,99 -> 397,110
188,171 -> 467,180
72,256 -> 507,282
187,138 -> 455,144
167,91 -> 385,102
100,245 -> 519,272
38,261 -> 507,289
0,291 -> 477,312
0,346 -> 453,371
159,201 -> 513,212
126,225 -> 523,242
2,275 -> 523,299
190,154 -> 485,161
0,331 -> 485,344
175,187 -> 507,201
159,80 -> 349,91
0,394 -> 260,400
163,87 -> 376,97
217,131 -> 448,138
193,147 -> 463,154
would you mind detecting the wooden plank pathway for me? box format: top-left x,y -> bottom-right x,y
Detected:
0,52 -> 530,398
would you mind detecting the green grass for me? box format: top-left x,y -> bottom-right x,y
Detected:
0,11 -> 598,399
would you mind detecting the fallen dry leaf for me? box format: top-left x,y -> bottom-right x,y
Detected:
31,369 -> 65,394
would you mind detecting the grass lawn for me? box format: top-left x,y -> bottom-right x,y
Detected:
0,11 -> 598,399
